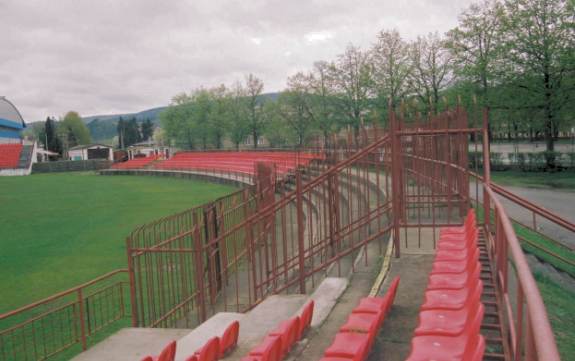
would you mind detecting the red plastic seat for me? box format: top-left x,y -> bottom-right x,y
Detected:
437,229 -> 478,251
196,337 -> 219,361
426,261 -> 480,290
405,303 -> 484,361
431,247 -> 479,275
339,313 -> 379,350
340,313 -> 379,335
269,316 -> 300,357
185,356 -> 197,361
415,292 -> 483,337
434,248 -> 472,262
242,337 -> 281,361
319,358 -> 356,361
439,210 -> 476,235
297,300 -> 315,339
421,280 -> 483,311
323,332 -> 370,361
219,321 -> 240,357
141,357 -> 154,361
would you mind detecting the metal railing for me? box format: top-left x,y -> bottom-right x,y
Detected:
0,269 -> 129,361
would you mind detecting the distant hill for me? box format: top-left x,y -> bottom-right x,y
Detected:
29,92 -> 280,142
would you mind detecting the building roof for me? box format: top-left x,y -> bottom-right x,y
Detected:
69,143 -> 113,151
0,97 -> 26,130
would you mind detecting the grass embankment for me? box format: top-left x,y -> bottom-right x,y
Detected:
0,172 -> 235,314
534,273 -> 575,360
491,170 -> 575,190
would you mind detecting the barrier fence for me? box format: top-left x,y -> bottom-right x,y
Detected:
0,270 -> 129,361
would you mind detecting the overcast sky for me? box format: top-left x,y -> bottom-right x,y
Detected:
1,0 -> 476,121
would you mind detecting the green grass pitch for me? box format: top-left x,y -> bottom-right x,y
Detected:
0,172 -> 235,314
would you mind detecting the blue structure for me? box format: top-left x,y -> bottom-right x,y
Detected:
0,96 -> 26,143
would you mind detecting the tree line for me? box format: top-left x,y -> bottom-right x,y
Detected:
161,0 -> 573,168
38,111 -> 91,155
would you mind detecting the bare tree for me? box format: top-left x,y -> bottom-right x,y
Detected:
409,32 -> 454,115
245,74 -> 265,148
371,29 -> 412,110
331,45 -> 373,137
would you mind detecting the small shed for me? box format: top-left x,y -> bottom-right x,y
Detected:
127,140 -> 172,160
68,144 -> 113,161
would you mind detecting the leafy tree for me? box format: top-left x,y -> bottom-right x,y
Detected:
60,111 -> 91,149
445,0 -> 505,107
228,81 -> 250,150
44,117 -> 62,154
276,74 -> 316,146
500,0 -> 575,166
141,119 -> 154,141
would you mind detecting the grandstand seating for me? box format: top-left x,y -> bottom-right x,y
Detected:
405,209 -> 486,361
153,151 -> 324,177
112,154 -> 159,169
319,277 -> 400,361
141,321 -> 239,361
240,300 -> 314,361
0,143 -> 23,169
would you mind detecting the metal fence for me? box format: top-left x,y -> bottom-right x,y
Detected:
0,270 -> 129,361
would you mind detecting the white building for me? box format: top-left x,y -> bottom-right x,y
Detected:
68,144 -> 113,161
126,140 -> 172,159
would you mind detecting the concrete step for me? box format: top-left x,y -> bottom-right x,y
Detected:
70,328 -> 192,361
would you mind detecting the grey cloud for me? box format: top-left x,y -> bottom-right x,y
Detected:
0,0 -> 475,121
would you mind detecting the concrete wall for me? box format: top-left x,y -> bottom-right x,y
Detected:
32,160 -> 113,173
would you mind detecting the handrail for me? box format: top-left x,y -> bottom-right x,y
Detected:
472,171 -> 575,237
0,268 -> 128,320
484,185 -> 561,361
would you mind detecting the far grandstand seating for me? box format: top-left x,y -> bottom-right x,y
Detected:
405,209 -> 485,361
319,277 -> 400,361
0,143 -> 23,169
153,151 -> 324,177
112,154 -> 159,169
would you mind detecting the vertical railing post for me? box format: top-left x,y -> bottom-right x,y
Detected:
192,219 -> 207,322
296,170 -> 306,294
77,288 -> 87,350
126,236 -> 138,327
482,108 -> 491,230
390,107 -> 401,257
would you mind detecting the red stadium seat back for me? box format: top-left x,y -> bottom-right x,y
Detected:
387,276 -> 400,310
185,356 -> 198,361
141,356 -> 154,361
197,337 -> 220,361
219,320 -> 240,357
156,340 -> 177,361
269,316 -> 299,356
323,332 -> 370,361
252,336 -> 281,361
298,300 -> 314,339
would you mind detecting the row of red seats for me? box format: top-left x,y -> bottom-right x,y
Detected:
320,276 -> 401,361
240,300 -> 314,361
0,143 -> 22,169
154,151 -> 323,176
140,320 -> 239,361
406,210 -> 485,361
112,155 -> 160,169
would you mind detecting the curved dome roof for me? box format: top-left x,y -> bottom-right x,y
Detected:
0,96 -> 26,128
